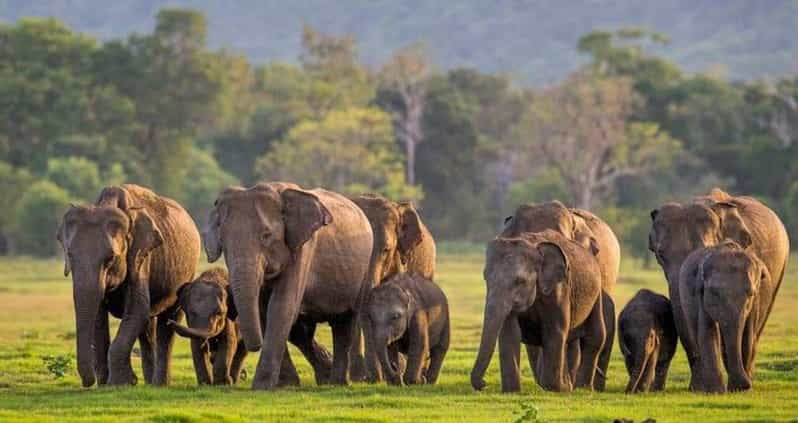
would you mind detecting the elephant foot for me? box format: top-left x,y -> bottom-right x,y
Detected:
470,375 -> 486,391
107,367 -> 138,386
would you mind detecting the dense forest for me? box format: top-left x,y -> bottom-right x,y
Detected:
1,1 -> 797,83
1,8 -> 798,260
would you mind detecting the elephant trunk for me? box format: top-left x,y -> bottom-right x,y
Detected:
229,259 -> 264,352
375,331 -> 400,385
72,264 -> 104,387
721,316 -> 752,391
471,292 -> 511,391
171,322 -> 217,340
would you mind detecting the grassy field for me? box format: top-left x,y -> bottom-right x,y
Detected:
0,252 -> 796,422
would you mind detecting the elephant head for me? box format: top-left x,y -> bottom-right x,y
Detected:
648,193 -> 753,285
698,241 -> 767,391
352,195 -> 425,284
471,230 -> 571,390
364,278 -> 415,385
503,201 -> 600,254
204,184 -> 331,351
170,268 -> 236,340
57,204 -> 163,387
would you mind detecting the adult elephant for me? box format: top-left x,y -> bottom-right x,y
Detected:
471,230 -> 606,392
648,188 -> 789,389
204,182 -> 373,390
500,201 -> 619,391
57,184 -> 200,387
352,194 -> 436,283
350,194 -> 437,381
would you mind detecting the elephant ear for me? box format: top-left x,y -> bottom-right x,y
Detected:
203,205 -> 223,263
56,218 -> 70,277
127,208 -> 164,265
648,208 -> 660,253
282,189 -> 333,251
398,202 -> 424,258
176,282 -> 192,308
537,241 -> 569,296
225,284 -> 238,320
711,202 -> 753,248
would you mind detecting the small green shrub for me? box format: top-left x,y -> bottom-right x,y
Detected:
42,354 -> 72,379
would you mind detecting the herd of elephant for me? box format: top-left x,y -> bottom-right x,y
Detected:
54,183 -> 789,395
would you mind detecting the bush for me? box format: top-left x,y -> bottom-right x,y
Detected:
42,354 -> 72,379
174,147 -> 238,223
45,156 -> 102,201
14,181 -> 72,256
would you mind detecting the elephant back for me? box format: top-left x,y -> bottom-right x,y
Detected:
570,209 -> 620,294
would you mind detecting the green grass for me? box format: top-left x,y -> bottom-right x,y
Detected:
0,253 -> 797,422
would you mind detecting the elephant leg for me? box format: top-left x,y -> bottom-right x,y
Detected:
94,308 -> 110,385
575,301 -> 606,390
230,340 -> 248,384
697,307 -> 725,393
539,315 -> 571,392
138,318 -> 155,385
289,319 -> 333,385
425,324 -> 449,385
498,315 -> 522,393
652,358 -> 671,391
252,279 -> 306,390
277,345 -> 301,387
404,314 -> 430,385
212,325 -> 237,385
595,293 -> 615,391
191,338 -> 213,385
566,340 -> 580,387
107,281 -> 150,386
348,320 -> 369,382
362,315 -> 383,384
153,305 -> 180,386
330,315 -> 356,385
526,345 -> 541,382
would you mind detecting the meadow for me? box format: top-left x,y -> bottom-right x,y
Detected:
0,250 -> 796,422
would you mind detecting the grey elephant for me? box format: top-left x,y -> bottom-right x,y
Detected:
471,230 -> 606,393
363,273 -> 449,386
168,268 -> 247,385
618,289 -> 677,394
649,188 -> 789,389
57,184 -> 201,387
205,182 -> 374,390
678,241 -> 773,392
499,201 -> 619,391
351,194 -> 436,381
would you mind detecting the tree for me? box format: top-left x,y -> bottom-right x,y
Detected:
522,72 -> 680,209
175,147 -> 238,222
93,8 -> 225,195
255,107 -> 420,200
45,157 -> 102,201
14,181 -> 71,256
378,44 -> 431,186
0,162 -> 34,254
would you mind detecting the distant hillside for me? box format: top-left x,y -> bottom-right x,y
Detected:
1,0 -> 796,83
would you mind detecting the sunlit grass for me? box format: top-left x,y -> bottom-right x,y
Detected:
0,251 -> 796,422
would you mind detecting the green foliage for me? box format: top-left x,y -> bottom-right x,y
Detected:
0,162 -> 34,238
174,147 -> 238,221
507,168 -> 572,206
255,107 -> 421,200
14,181 -> 71,256
41,354 -> 72,379
45,157 -> 102,201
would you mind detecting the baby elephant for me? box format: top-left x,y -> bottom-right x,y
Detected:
168,268 -> 247,385
363,273 -> 450,385
618,289 -> 677,393
679,240 -> 772,393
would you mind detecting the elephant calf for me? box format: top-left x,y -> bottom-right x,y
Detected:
363,273 -> 450,385
679,240 -> 773,393
169,268 -> 247,385
618,289 -> 677,394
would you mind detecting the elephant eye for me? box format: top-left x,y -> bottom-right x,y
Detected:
391,311 -> 401,320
